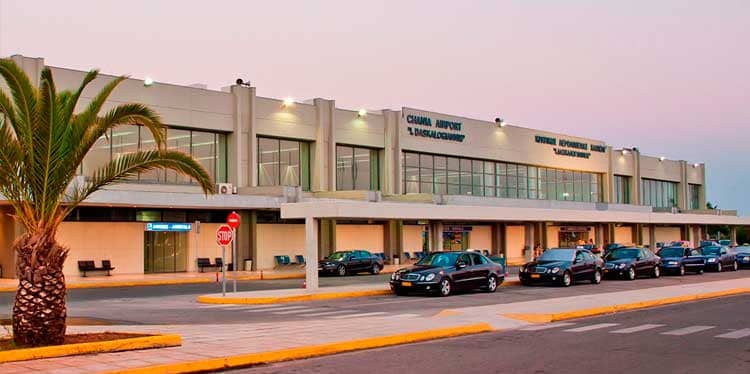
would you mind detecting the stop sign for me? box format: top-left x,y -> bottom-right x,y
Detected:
227,211 -> 241,229
216,225 -> 233,246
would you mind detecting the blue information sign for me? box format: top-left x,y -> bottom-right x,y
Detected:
145,222 -> 192,232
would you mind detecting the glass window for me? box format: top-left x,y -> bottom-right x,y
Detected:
191,131 -> 216,185
460,158 -> 472,195
279,140 -> 300,187
111,124 -> 140,182
257,137 -> 310,189
82,131 -> 111,178
496,163 -> 507,198
336,145 -> 354,190
688,184 -> 701,210
165,128 -> 192,184
404,167 -> 419,193
258,137 -> 279,187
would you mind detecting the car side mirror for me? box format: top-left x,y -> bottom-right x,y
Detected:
456,261 -> 467,269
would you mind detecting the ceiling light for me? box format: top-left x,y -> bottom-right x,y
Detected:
659,156 -> 666,162
358,109 -> 367,117
282,97 -> 294,107
621,149 -> 629,155
143,77 -> 154,87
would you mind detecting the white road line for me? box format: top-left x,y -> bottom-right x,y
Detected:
564,323 -> 620,332
221,304 -> 283,310
273,308 -> 329,315
520,322 -> 577,331
661,326 -> 715,336
610,324 -> 665,334
389,314 -> 420,318
242,305 -> 310,313
298,310 -> 358,317
327,312 -> 389,319
715,328 -> 750,339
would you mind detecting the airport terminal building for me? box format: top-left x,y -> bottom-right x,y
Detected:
1,54 -> 748,279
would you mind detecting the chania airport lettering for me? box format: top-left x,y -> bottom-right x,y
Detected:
535,135 -> 606,159
406,114 -> 465,142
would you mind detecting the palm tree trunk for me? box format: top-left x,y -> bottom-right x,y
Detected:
12,233 -> 68,346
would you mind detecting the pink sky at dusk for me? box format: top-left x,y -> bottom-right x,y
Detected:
1,0 -> 747,213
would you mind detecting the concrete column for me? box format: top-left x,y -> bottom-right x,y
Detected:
229,85 -> 254,187
632,149 -> 642,205
524,223 -> 534,262
632,224 -> 643,246
677,161 -> 688,210
313,98 -> 336,191
384,220 -> 403,262
318,219 -> 336,259
649,225 -> 656,251
491,223 -> 503,256
541,222 -> 549,249
606,223 -> 616,244
595,224 -> 604,249
429,221 -> 444,253
680,225 -> 689,241
730,226 -> 738,246
604,146 -> 614,203
240,210 -> 256,270
305,217 -> 320,290
383,110 -> 401,195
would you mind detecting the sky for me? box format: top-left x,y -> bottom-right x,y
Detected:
0,0 -> 747,213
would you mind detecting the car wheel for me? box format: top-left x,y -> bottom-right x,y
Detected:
652,266 -> 660,278
439,278 -> 452,296
716,262 -> 722,272
697,268 -> 704,275
485,275 -> 498,293
561,271 -> 572,287
591,269 -> 602,284
393,287 -> 408,296
370,264 -> 381,275
337,265 -> 347,276
732,261 -> 739,271
679,265 -> 685,276
627,267 -> 636,281
520,279 -> 530,286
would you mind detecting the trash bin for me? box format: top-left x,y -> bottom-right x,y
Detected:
393,256 -> 400,266
244,259 -> 253,271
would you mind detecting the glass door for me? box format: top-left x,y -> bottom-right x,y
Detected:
144,231 -> 188,273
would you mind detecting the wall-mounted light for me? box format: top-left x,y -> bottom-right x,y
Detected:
693,163 -> 700,168
235,78 -> 251,87
659,156 -> 666,162
494,117 -> 506,128
562,192 -> 570,197
358,109 -> 367,117
144,77 -> 154,87
621,149 -> 630,155
282,97 -> 294,107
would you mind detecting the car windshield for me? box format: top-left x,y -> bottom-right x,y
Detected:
327,252 -> 351,261
702,247 -> 720,256
659,247 -> 684,258
605,248 -> 640,260
416,252 -> 461,267
538,249 -> 575,262
735,246 -> 750,253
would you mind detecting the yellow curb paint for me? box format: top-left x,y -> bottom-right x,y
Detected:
502,287 -> 750,323
502,279 -> 521,287
103,324 -> 492,374
197,289 -> 393,305
434,309 -> 464,317
0,334 -> 181,364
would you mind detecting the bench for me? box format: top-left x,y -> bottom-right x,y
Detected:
295,255 -> 305,265
77,260 -> 115,277
197,257 -> 220,272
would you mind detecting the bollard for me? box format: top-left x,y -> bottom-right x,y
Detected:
260,270 -> 263,280
215,272 -> 219,283
302,280 -> 307,289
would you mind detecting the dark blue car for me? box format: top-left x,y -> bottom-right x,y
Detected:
733,245 -> 750,269
657,246 -> 705,276
701,245 -> 737,272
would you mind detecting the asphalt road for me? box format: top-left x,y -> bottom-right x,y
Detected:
1,270 -> 748,326
237,294 -> 750,374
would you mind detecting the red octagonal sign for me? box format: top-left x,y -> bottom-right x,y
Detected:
216,225 -> 233,246
227,211 -> 241,229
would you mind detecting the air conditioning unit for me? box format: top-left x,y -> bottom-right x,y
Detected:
217,183 -> 234,195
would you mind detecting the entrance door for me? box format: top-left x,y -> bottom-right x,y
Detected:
559,231 -> 589,248
443,230 -> 469,251
144,231 -> 188,273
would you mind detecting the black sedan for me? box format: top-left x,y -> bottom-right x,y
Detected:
390,251 -> 504,296
657,246 -> 705,275
735,246 -> 750,269
603,247 -> 661,280
519,248 -> 603,287
318,250 -> 384,276
701,245 -> 738,272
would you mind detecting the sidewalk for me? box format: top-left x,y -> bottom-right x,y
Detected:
1,277 -> 747,373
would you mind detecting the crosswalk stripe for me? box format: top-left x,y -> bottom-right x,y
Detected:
520,322 -> 576,331
610,324 -> 665,334
298,310 -> 358,317
661,326 -> 715,336
242,305 -> 309,313
222,304 -> 282,310
327,312 -> 388,319
715,328 -> 750,339
273,308 -> 328,315
564,323 -> 619,332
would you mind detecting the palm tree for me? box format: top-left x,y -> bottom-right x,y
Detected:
0,59 -> 215,346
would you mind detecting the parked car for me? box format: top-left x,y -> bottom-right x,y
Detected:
718,239 -> 732,247
318,250 -> 384,276
390,251 -> 504,296
603,247 -> 661,280
734,245 -> 750,269
519,248 -> 603,287
701,245 -> 737,272
700,240 -> 720,247
602,243 -> 625,257
657,246 -> 705,275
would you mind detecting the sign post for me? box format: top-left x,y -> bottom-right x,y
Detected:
227,211 -> 241,293
216,225 -> 234,296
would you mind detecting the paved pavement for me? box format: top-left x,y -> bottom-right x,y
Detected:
0,274 -> 747,373
239,295 -> 750,374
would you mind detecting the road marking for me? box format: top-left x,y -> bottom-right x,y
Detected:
610,324 -> 665,334
298,310 -> 358,317
242,305 -> 310,313
661,326 -> 715,336
273,308 -> 329,315
564,323 -> 620,332
327,312 -> 389,319
520,322 -> 577,331
221,304 -> 283,310
715,328 -> 750,339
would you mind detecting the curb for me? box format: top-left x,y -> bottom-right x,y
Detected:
0,334 -> 181,364
197,289 -> 394,304
503,287 -> 750,323
102,323 -> 492,374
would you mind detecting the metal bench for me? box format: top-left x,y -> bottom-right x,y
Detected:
77,260 -> 114,277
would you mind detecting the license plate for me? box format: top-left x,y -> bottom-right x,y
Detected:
531,274 -> 541,279
604,269 -> 609,273
401,281 -> 412,287
317,267 -> 323,271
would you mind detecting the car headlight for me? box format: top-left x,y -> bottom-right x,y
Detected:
668,261 -> 678,265
708,258 -> 717,263
425,273 -> 436,281
618,263 -> 627,269
391,273 -> 396,280
551,267 -> 560,274
519,266 -> 526,273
